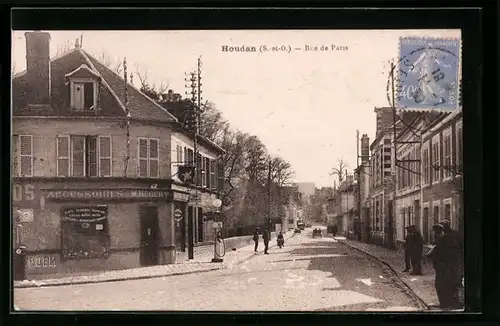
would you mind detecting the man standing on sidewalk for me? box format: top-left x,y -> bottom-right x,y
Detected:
407,225 -> 424,275
263,228 -> 270,254
253,227 -> 260,253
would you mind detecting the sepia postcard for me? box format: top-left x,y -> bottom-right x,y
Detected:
12,28 -> 465,312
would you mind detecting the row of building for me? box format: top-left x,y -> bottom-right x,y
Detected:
327,106 -> 463,250
12,32 -> 226,278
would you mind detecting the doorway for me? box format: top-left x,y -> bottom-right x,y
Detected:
139,206 -> 160,266
422,207 -> 429,243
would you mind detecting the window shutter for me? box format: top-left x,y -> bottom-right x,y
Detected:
12,135 -> 18,177
217,157 -> 224,193
138,138 -> 148,177
205,158 -> 210,189
19,135 -> 33,177
57,135 -> 70,177
196,153 -> 202,186
149,139 -> 159,178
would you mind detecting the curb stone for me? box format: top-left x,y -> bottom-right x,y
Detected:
336,238 -> 430,311
14,267 -> 222,289
14,232 -> 297,289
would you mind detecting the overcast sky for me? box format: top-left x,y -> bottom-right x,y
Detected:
12,29 -> 460,187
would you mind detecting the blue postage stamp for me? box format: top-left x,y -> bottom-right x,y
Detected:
397,37 -> 461,111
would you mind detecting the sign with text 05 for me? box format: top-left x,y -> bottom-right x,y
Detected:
12,183 -> 40,208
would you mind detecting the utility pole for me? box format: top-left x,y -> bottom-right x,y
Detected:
185,57 -> 203,260
268,158 -> 272,235
388,61 -> 397,249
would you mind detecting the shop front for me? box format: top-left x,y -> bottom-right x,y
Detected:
14,179 -> 177,279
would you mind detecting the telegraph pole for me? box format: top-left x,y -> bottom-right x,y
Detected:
268,159 -> 272,234
184,57 -> 203,260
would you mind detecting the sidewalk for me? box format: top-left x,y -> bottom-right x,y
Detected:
14,231 -> 295,289
336,238 -> 440,308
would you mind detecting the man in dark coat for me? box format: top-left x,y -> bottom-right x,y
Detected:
253,227 -> 260,252
402,226 -> 412,272
406,225 -> 424,275
262,228 -> 270,254
440,220 -> 463,309
426,223 -> 462,309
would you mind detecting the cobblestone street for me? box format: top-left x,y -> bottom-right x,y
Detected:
15,228 -> 423,311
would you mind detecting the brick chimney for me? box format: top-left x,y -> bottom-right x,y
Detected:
25,31 -> 51,105
374,107 -> 393,137
361,134 -> 370,164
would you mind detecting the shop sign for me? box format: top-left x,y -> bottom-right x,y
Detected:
12,183 -> 40,208
173,192 -> 189,202
62,206 -> 107,222
26,254 -> 59,272
46,189 -> 172,201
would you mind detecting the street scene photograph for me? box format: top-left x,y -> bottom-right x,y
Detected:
12,29 -> 464,312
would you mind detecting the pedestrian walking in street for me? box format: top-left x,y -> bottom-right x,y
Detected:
332,224 -> 338,237
253,227 -> 260,252
406,225 -> 424,275
263,228 -> 270,254
426,223 -> 462,310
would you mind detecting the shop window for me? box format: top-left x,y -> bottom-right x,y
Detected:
137,137 -> 159,178
61,206 -> 110,260
12,135 -> 33,177
57,135 -> 111,177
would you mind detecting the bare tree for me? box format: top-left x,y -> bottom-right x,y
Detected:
270,156 -> 294,187
98,52 -> 124,75
330,159 -> 348,184
134,64 -> 169,100
199,101 -> 230,143
244,135 -> 269,185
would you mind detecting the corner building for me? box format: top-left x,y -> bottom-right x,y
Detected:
12,32 -> 224,278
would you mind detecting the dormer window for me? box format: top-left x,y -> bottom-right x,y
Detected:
72,81 -> 96,111
65,64 -> 101,113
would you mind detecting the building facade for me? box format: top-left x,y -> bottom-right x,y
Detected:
420,111 -> 463,244
12,32 -> 224,278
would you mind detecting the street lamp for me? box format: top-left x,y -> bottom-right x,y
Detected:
211,198 -> 224,263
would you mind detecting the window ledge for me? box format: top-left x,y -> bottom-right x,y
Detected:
443,177 -> 453,182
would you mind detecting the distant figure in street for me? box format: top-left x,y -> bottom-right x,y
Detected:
405,225 -> 424,275
263,228 -> 270,254
277,231 -> 284,248
253,227 -> 260,252
426,223 -> 462,309
332,225 -> 338,237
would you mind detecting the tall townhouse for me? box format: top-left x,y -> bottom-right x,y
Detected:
420,110 -> 463,244
394,112 -> 443,247
368,107 -> 396,246
12,32 -> 224,279
367,108 -> 420,247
